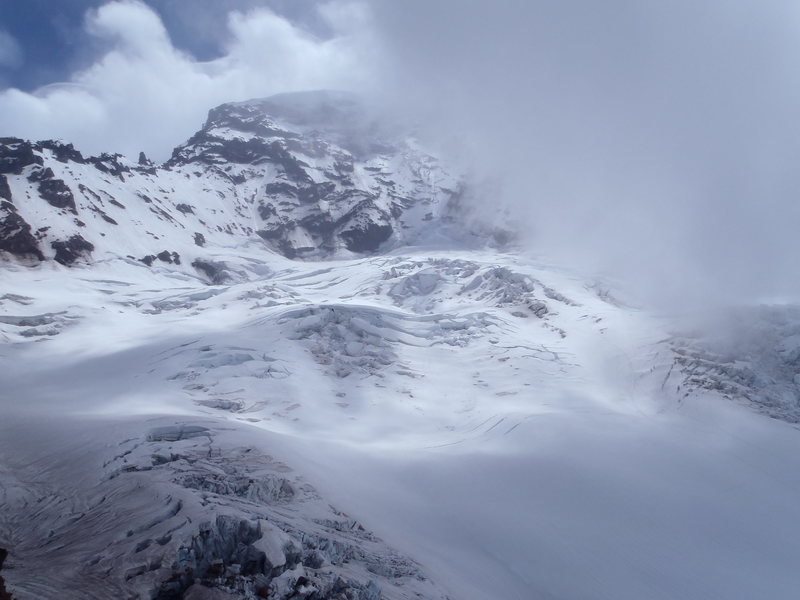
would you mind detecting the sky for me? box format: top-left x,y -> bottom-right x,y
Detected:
2,0 -> 800,308
0,0 -> 337,90
0,0 -> 372,160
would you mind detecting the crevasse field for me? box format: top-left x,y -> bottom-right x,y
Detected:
4,245 -> 800,599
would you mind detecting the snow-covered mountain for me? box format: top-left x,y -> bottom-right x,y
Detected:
0,90 -> 461,270
3,92 -> 800,600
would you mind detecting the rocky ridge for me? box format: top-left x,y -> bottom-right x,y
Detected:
0,91 -> 462,271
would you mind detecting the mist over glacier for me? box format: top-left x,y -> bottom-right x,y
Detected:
365,0 -> 800,309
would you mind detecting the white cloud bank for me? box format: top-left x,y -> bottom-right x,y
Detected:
0,0 -> 371,160
367,0 -> 800,308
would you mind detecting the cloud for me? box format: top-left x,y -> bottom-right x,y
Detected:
0,0 -> 369,160
0,30 -> 22,69
366,0 -> 800,308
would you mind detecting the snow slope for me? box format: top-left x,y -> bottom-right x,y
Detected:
3,246 -> 800,599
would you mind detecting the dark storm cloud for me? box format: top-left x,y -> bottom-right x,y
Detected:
367,1 -> 800,307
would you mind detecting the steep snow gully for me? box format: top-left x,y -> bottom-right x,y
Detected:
3,92 -> 800,600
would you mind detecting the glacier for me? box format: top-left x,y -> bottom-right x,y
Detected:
2,92 -> 800,599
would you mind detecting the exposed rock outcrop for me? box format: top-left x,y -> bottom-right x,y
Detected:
51,234 -> 94,265
0,548 -> 13,600
0,202 -> 44,261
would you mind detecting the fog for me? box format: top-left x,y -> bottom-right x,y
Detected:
365,1 -> 800,309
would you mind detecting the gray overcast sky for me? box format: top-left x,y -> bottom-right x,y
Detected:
2,0 -> 799,307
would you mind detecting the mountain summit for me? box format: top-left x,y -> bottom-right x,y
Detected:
0,91 -> 461,271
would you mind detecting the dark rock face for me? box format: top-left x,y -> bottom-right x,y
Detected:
340,221 -> 393,253
193,233 -> 206,247
88,153 -> 130,178
157,250 -> 181,264
141,251 -> 181,267
0,175 -> 11,202
0,548 -> 13,600
37,140 -> 86,164
192,260 -> 231,284
0,138 -> 43,174
1,139 -> 87,174
296,181 -> 335,204
86,204 -> 118,225
27,167 -> 54,183
51,234 -> 94,265
0,202 -> 44,261
37,178 -> 77,213
337,202 -> 394,253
